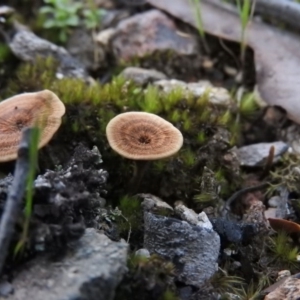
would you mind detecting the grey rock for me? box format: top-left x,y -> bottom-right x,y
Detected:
67,28 -> 106,71
143,211 -> 220,287
211,218 -> 257,244
235,141 -> 289,166
7,24 -> 88,79
120,67 -> 167,86
154,79 -> 233,106
6,229 -> 128,300
112,9 -> 198,61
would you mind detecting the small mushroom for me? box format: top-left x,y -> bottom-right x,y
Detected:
106,111 -> 183,192
268,218 -> 300,234
0,89 -> 65,162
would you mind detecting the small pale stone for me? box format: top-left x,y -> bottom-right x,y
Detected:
197,212 -> 213,230
264,207 -> 277,219
174,204 -> 199,225
135,248 -> 150,259
223,248 -> 234,256
268,196 -> 281,208
139,193 -> 173,214
223,65 -> 238,76
96,28 -> 116,46
154,79 -> 232,106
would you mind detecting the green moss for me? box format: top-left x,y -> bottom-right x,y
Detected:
268,153 -> 300,195
210,268 -> 245,295
268,231 -> 300,269
3,56 -> 57,97
117,195 -> 141,232
238,92 -> 259,119
0,43 -> 12,63
180,148 -> 196,167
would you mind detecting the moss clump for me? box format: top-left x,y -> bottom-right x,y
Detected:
238,92 -> 260,119
268,153 -> 300,195
115,195 -> 142,240
268,231 -> 300,270
1,57 -> 245,205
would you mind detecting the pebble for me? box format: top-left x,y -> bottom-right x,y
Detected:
174,204 -> 213,230
135,248 -> 150,259
154,79 -> 232,106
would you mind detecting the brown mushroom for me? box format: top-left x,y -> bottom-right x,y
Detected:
0,89 -> 65,162
106,111 -> 183,192
268,218 -> 300,234
106,111 -> 183,160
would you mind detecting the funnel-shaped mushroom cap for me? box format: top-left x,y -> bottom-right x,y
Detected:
0,89 -> 65,162
106,111 -> 183,160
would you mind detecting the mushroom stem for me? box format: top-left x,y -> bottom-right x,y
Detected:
128,160 -> 150,194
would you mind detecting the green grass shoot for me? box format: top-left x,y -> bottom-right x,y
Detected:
236,0 -> 256,63
14,127 -> 40,256
190,0 -> 205,38
190,0 -> 210,53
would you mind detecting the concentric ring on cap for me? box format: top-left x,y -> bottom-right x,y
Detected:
106,111 -> 183,160
0,89 -> 65,162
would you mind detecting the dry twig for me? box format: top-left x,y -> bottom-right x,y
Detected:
0,128 -> 33,274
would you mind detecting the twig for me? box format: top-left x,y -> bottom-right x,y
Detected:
221,182 -> 269,216
121,214 -> 132,243
260,145 -> 275,180
0,128 -> 33,274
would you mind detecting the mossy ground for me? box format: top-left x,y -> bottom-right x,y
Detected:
0,50 -> 298,297
1,57 -> 246,206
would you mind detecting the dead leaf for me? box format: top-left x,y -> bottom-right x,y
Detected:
147,0 -> 300,124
